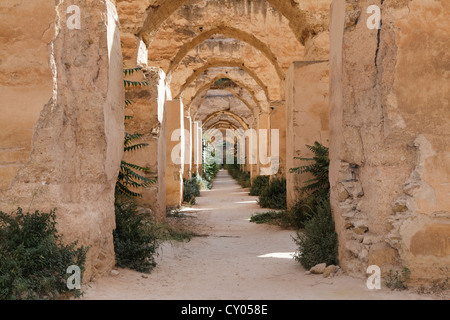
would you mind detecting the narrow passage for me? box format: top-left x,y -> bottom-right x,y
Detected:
83,170 -> 428,300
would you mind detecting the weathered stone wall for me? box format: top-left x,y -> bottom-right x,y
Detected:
286,61 -> 330,208
0,0 -> 125,281
0,0 -> 55,190
330,0 -> 449,282
121,67 -> 168,221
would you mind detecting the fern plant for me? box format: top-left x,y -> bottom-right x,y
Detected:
289,141 -> 329,197
115,67 -> 156,199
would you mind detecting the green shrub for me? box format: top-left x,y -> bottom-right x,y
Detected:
384,267 -> 411,290
288,142 -> 330,228
225,164 -> 251,188
258,177 -> 287,209
249,210 -> 292,228
290,141 -> 329,199
113,200 -> 160,273
250,208 -> 308,230
288,195 -> 325,229
0,208 -> 87,300
250,211 -> 281,224
249,175 -> 269,196
194,174 -> 213,190
202,160 -> 220,182
293,196 -> 338,270
183,177 -> 201,204
238,171 -> 251,188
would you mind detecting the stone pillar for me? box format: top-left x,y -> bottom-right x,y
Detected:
183,116 -> 192,180
270,102 -> 286,177
193,121 -> 203,176
330,0 -> 450,281
165,100 -> 184,207
257,113 -> 271,175
191,120 -> 197,175
120,68 -> 167,216
249,125 -> 258,181
285,61 -> 330,209
0,0 -> 125,281
156,69 -> 168,221
245,133 -> 250,173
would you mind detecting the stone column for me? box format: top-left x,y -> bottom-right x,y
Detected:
330,0 -> 450,281
193,121 -> 203,176
183,116 -> 192,180
0,0 -> 125,281
120,68 -> 166,216
257,113 -> 271,175
156,69 -> 168,221
285,61 -> 329,209
191,120 -> 197,175
165,100 -> 184,207
270,102 -> 286,177
249,125 -> 258,181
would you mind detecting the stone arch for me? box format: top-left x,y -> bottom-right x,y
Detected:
182,70 -> 269,113
206,120 -> 240,131
193,89 -> 256,128
138,0 -> 329,51
188,80 -> 260,118
172,60 -> 275,102
201,111 -> 250,131
143,0 -> 305,72
169,36 -> 283,101
167,26 -> 284,79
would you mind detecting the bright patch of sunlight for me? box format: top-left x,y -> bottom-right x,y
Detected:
179,207 -> 217,212
234,200 -> 258,204
258,252 -> 295,259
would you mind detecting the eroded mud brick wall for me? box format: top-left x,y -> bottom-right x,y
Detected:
286,61 -> 330,209
330,0 -> 449,282
0,0 -> 125,281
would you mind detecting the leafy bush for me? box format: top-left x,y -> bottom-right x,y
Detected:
290,141 -> 329,199
258,177 -> 287,209
203,161 -> 220,181
288,142 -> 330,228
288,195 -> 324,229
249,210 -> 292,228
225,164 -> 251,188
195,173 -> 213,190
292,196 -> 338,270
384,267 -> 411,290
249,175 -> 269,196
183,177 -> 201,204
250,208 -> 309,230
237,171 -> 251,188
0,208 -> 87,300
113,200 -> 160,273
250,211 -> 281,224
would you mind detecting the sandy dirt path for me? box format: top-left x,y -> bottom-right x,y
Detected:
81,170 -> 442,300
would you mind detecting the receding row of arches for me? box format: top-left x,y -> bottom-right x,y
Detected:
1,0 -> 448,284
